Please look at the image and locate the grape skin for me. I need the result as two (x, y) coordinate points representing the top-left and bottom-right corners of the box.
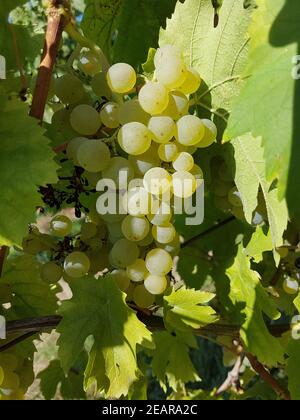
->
(107, 63), (137, 94)
(64, 252), (91, 278)
(133, 284), (155, 308)
(138, 82), (169, 115)
(77, 140), (111, 173)
(50, 215), (72, 237)
(55, 74), (85, 104)
(118, 122), (152, 156)
(121, 215), (150, 242)
(100, 102), (120, 129)
(177, 115), (205, 146)
(145, 248), (173, 276)
(144, 274), (168, 295)
(70, 104), (102, 136)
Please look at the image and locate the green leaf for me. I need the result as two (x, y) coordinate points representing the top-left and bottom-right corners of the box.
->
(1, 255), (57, 318)
(226, 245), (284, 366)
(225, 0), (300, 224)
(228, 134), (288, 249)
(0, 0), (26, 19)
(151, 331), (199, 392)
(287, 339), (300, 400)
(0, 98), (58, 247)
(164, 287), (219, 332)
(57, 276), (152, 399)
(160, 0), (252, 129)
(245, 227), (273, 263)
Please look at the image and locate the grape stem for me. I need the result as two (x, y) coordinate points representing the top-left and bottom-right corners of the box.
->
(0, 246), (8, 277)
(215, 355), (244, 395)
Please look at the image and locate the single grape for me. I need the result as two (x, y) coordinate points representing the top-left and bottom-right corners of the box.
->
(64, 252), (91, 278)
(156, 55), (187, 90)
(154, 44), (182, 68)
(50, 215), (72, 237)
(145, 248), (173, 276)
(91, 72), (112, 99)
(162, 91), (189, 121)
(158, 142), (178, 163)
(101, 156), (135, 190)
(172, 171), (197, 198)
(276, 247), (289, 259)
(228, 187), (243, 207)
(283, 277), (299, 295)
(127, 259), (148, 283)
(190, 164), (204, 180)
(152, 223), (176, 245)
(197, 119), (217, 148)
(100, 102), (120, 129)
(138, 81), (169, 115)
(70, 104), (102, 136)
(110, 239), (140, 269)
(118, 122), (152, 156)
(177, 115), (205, 146)
(148, 199), (172, 226)
(51, 108), (75, 137)
(77, 140), (111, 173)
(78, 50), (102, 76)
(40, 262), (63, 284)
(107, 63), (136, 93)
(144, 274), (168, 295)
(144, 167), (172, 196)
(81, 222), (98, 242)
(122, 215), (150, 242)
(172, 152), (194, 172)
(110, 270), (131, 292)
(128, 143), (160, 176)
(133, 284), (155, 308)
(123, 187), (151, 217)
(55, 74), (85, 104)
(118, 99), (150, 125)
(178, 67), (201, 94)
(148, 116), (176, 144)
(66, 137), (86, 165)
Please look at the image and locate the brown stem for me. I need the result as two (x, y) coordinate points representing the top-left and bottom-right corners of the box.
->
(247, 354), (291, 401)
(0, 332), (38, 353)
(0, 246), (8, 276)
(30, 0), (69, 121)
(216, 355), (244, 395)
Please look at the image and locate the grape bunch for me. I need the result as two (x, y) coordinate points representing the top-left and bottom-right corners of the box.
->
(0, 351), (34, 400)
(30, 45), (220, 308)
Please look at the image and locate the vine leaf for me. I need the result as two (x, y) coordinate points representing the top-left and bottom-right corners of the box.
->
(245, 227), (273, 263)
(226, 246), (284, 367)
(0, 98), (58, 247)
(164, 287), (219, 332)
(228, 134), (288, 250)
(225, 0), (300, 225)
(57, 276), (153, 399)
(287, 339), (300, 401)
(160, 0), (252, 129)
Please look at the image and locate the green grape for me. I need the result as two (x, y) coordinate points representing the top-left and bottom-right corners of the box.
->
(152, 223), (176, 245)
(156, 55), (187, 90)
(190, 164), (204, 180)
(50, 215), (72, 237)
(162, 91), (189, 121)
(118, 99), (150, 125)
(158, 142), (178, 163)
(70, 104), (102, 136)
(148, 199), (172, 226)
(133, 284), (155, 308)
(84, 171), (102, 187)
(91, 72), (112, 99)
(128, 143), (160, 176)
(178, 67), (201, 95)
(122, 215), (150, 242)
(276, 247), (289, 259)
(77, 140), (111, 173)
(145, 248), (173, 276)
(136, 231), (154, 247)
(110, 239), (139, 269)
(138, 82), (169, 115)
(107, 222), (124, 242)
(102, 157), (135, 190)
(51, 108), (75, 136)
(172, 171), (197, 198)
(110, 270), (131, 292)
(127, 259), (148, 283)
(172, 152), (194, 172)
(148, 116), (176, 144)
(66, 137), (86, 165)
(156, 233), (181, 257)
(154, 44), (182, 68)
(228, 187), (243, 207)
(107, 63), (137, 93)
(283, 277), (299, 295)
(177, 115), (205, 146)
(78, 49), (102, 76)
(55, 74), (85, 104)
(1, 371), (20, 391)
(100, 102), (120, 129)
(144, 167), (172, 196)
(0, 353), (19, 372)
(197, 119), (217, 148)
(144, 274), (168, 295)
(231, 206), (245, 221)
(0, 284), (12, 304)
(81, 222), (98, 242)
(123, 187), (151, 217)
(40, 262), (63, 284)
(118, 122), (152, 156)
(64, 252), (91, 278)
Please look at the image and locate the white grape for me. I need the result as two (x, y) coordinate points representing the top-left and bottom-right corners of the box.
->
(127, 259), (148, 283)
(138, 82), (169, 115)
(128, 143), (160, 176)
(144, 167), (172, 196)
(123, 187), (151, 216)
(156, 233), (181, 256)
(283, 277), (299, 295)
(172, 152), (194, 172)
(101, 157), (135, 190)
(122, 215), (150, 242)
(162, 91), (189, 121)
(148, 199), (172, 226)
(172, 171), (197, 198)
(107, 63), (136, 93)
(66, 137), (86, 165)
(148, 116), (176, 144)
(178, 67), (201, 94)
(144, 274), (168, 295)
(77, 140), (111, 173)
(145, 248), (173, 276)
(158, 142), (178, 162)
(50, 215), (72, 237)
(55, 74), (85, 104)
(197, 119), (217, 148)
(118, 99), (150, 125)
(154, 44), (182, 68)
(118, 122), (152, 156)
(133, 284), (155, 308)
(64, 252), (91, 278)
(70, 104), (102, 135)
(91, 72), (112, 99)
(100, 102), (120, 129)
(110, 239), (139, 268)
(152, 223), (176, 244)
(40, 262), (63, 284)
(110, 269), (131, 291)
(136, 231), (154, 247)
(177, 115), (205, 146)
(78, 50), (102, 76)
(156, 55), (187, 90)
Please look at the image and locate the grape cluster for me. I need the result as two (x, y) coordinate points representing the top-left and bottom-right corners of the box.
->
(32, 45), (219, 308)
(0, 351), (34, 400)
